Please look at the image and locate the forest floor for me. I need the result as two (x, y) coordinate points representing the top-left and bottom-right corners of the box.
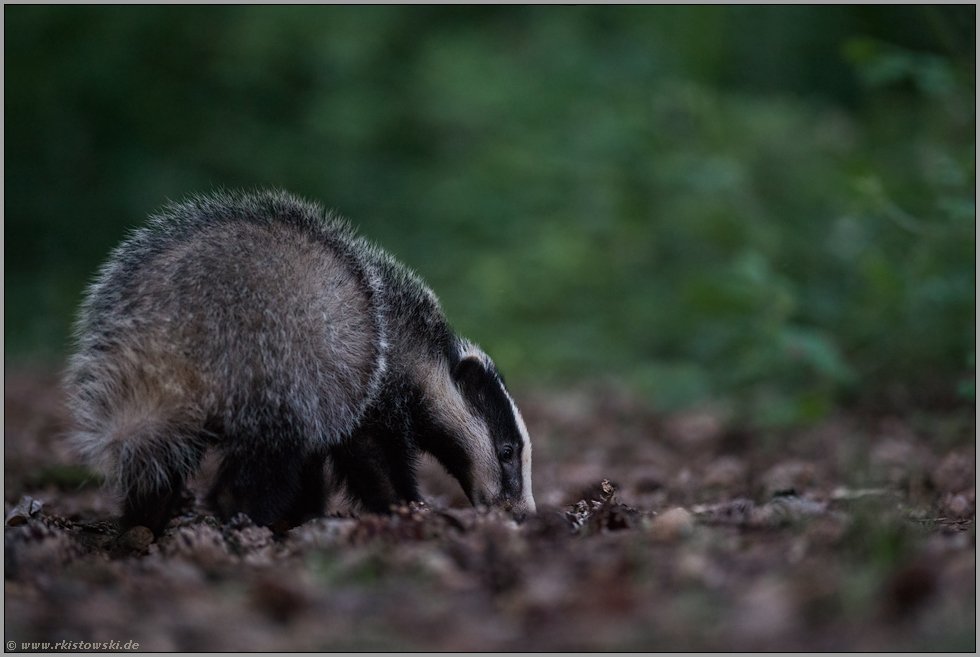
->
(4, 369), (976, 651)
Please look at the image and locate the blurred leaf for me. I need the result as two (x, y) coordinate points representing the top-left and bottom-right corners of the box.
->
(844, 37), (961, 97)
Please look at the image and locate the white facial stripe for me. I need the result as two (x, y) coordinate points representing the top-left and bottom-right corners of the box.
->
(503, 388), (535, 514)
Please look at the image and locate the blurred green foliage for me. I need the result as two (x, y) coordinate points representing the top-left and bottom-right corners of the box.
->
(4, 6), (975, 423)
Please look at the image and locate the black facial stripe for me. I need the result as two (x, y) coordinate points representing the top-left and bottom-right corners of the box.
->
(452, 355), (524, 499)
(405, 380), (478, 504)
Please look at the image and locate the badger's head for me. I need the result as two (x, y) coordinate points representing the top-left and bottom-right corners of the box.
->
(419, 341), (535, 519)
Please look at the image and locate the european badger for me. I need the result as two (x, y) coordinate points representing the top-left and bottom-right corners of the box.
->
(64, 189), (535, 536)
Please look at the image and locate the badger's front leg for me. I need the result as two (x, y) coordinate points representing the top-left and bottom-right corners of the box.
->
(328, 430), (422, 514)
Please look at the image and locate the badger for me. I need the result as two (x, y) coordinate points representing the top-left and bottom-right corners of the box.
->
(63, 189), (535, 536)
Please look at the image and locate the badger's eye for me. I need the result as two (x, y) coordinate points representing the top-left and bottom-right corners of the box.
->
(499, 445), (514, 461)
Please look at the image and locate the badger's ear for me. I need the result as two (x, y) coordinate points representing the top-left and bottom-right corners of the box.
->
(452, 354), (487, 395)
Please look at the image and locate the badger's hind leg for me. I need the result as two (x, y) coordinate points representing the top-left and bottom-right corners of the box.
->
(116, 434), (208, 537)
(205, 414), (327, 532)
(122, 467), (189, 537)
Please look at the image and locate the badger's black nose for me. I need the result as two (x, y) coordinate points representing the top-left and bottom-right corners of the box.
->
(508, 505), (531, 523)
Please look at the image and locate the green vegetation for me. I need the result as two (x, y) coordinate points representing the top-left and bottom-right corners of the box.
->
(5, 6), (975, 423)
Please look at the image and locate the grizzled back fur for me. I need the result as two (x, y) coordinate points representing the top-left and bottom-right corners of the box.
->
(64, 189), (534, 536)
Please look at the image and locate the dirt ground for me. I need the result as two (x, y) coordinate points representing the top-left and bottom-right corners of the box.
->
(4, 369), (976, 651)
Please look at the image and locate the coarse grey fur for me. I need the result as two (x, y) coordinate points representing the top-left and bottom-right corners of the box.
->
(63, 189), (535, 536)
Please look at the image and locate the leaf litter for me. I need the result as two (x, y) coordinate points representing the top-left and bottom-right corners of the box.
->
(4, 372), (975, 651)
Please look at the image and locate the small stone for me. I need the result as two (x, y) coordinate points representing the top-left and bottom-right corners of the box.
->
(761, 460), (816, 497)
(110, 525), (154, 557)
(161, 524), (230, 566)
(250, 575), (310, 624)
(703, 456), (748, 489)
(692, 498), (755, 526)
(4, 495), (43, 526)
(665, 411), (723, 448)
(647, 507), (694, 542)
(932, 451), (975, 494)
(733, 580), (799, 638)
(752, 495), (827, 528)
(938, 489), (975, 520)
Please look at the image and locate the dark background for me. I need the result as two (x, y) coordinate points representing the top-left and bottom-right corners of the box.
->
(5, 5), (975, 424)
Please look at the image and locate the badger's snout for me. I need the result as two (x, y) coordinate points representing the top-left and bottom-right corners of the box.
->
(493, 491), (536, 523)
(509, 501), (534, 523)
(513, 497), (536, 522)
